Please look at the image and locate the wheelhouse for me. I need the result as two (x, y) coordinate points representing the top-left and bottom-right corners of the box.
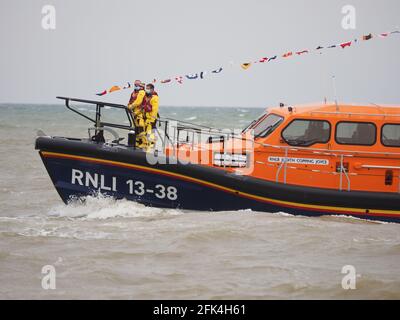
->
(239, 103), (400, 194)
(250, 103), (400, 151)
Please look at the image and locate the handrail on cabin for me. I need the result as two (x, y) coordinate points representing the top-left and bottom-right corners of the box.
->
(310, 110), (400, 118)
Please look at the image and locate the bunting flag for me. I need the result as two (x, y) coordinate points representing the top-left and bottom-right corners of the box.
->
(212, 67), (223, 73)
(340, 41), (352, 49)
(96, 90), (107, 96)
(363, 33), (373, 41)
(109, 86), (121, 93)
(282, 51), (293, 58)
(175, 76), (184, 84)
(186, 74), (199, 80)
(122, 82), (131, 89)
(96, 28), (399, 96)
(185, 71), (207, 79)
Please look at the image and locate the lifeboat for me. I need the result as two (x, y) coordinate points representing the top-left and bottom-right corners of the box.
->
(35, 97), (400, 223)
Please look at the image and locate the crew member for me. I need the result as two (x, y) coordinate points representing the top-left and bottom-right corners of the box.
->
(140, 83), (159, 150)
(127, 80), (146, 147)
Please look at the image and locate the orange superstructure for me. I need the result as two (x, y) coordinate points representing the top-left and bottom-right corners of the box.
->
(169, 102), (400, 194)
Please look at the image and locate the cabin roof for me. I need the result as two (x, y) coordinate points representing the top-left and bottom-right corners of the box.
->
(269, 102), (400, 119)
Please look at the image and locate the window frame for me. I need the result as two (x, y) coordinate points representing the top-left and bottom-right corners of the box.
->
(242, 112), (267, 133)
(252, 113), (284, 138)
(281, 118), (332, 147)
(381, 123), (400, 148)
(334, 121), (377, 146)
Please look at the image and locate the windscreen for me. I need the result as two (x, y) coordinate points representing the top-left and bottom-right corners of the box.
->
(252, 114), (284, 137)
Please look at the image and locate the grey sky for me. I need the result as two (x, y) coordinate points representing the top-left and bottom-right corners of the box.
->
(1, 0), (399, 107)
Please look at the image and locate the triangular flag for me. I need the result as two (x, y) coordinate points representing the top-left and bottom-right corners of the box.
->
(259, 57), (269, 63)
(109, 86), (121, 93)
(241, 63), (252, 70)
(161, 79), (172, 84)
(316, 46), (324, 50)
(379, 33), (389, 38)
(268, 56), (277, 61)
(328, 45), (337, 48)
(96, 90), (107, 96)
(296, 50), (309, 55)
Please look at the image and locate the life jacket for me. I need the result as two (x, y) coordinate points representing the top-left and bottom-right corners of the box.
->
(142, 91), (158, 113)
(128, 89), (143, 105)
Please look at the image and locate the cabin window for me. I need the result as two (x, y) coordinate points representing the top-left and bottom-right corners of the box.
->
(382, 124), (400, 147)
(252, 114), (284, 138)
(335, 122), (376, 146)
(282, 120), (330, 146)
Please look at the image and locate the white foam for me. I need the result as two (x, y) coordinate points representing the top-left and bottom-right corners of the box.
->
(48, 194), (183, 220)
(17, 227), (113, 240)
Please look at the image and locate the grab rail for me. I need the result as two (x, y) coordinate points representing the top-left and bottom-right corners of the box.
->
(275, 147), (289, 184)
(57, 96), (133, 130)
(339, 154), (351, 191)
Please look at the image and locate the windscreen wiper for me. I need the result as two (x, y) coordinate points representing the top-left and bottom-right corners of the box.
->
(285, 138), (321, 146)
(256, 121), (282, 138)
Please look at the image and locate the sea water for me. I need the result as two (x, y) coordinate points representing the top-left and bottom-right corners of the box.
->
(0, 104), (399, 299)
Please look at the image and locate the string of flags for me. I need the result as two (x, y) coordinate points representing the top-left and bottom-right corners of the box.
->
(96, 29), (400, 96)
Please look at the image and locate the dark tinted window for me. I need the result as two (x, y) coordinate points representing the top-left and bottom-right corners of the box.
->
(282, 120), (330, 146)
(252, 114), (283, 137)
(336, 122), (376, 146)
(382, 124), (400, 147)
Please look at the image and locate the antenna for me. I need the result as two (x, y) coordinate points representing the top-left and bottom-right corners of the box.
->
(332, 75), (339, 112)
